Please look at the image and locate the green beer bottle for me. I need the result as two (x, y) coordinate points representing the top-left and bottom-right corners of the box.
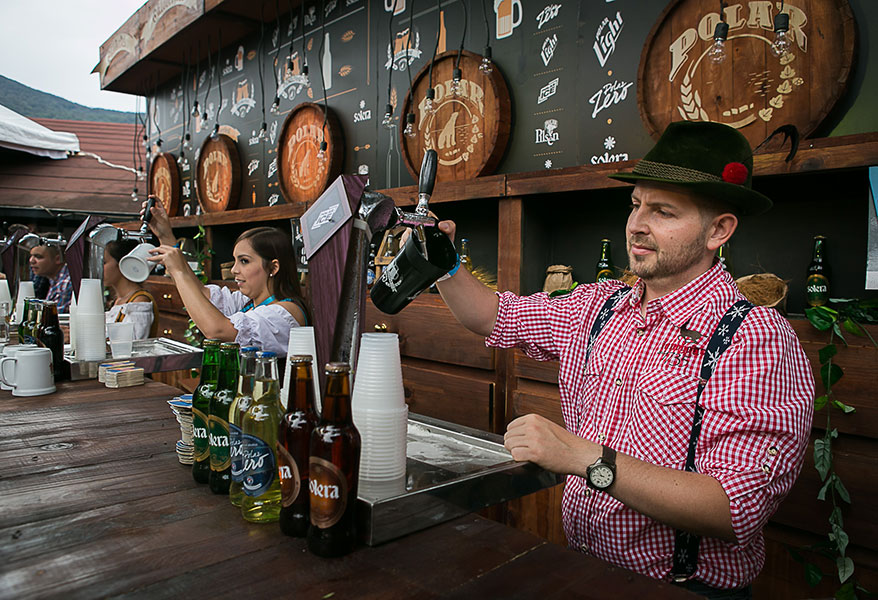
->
(595, 239), (614, 282)
(230, 346), (259, 506)
(17, 298), (32, 342)
(209, 342), (240, 494)
(459, 238), (474, 273)
(240, 351), (283, 522)
(192, 339), (222, 484)
(806, 235), (830, 307)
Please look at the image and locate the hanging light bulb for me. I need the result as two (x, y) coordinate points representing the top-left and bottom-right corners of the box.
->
(130, 187), (139, 201)
(451, 68), (462, 96)
(770, 12), (792, 58)
(270, 96), (281, 114)
(259, 122), (267, 139)
(479, 46), (493, 74)
(403, 112), (416, 138)
(178, 150), (186, 164)
(191, 100), (200, 117)
(425, 88), (436, 114)
(183, 133), (193, 151)
(212, 123), (220, 138)
(317, 140), (327, 162)
(156, 138), (163, 148)
(302, 63), (311, 88)
(381, 103), (394, 129)
(707, 21), (729, 64)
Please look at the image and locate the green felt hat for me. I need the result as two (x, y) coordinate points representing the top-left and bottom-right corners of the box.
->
(609, 121), (772, 216)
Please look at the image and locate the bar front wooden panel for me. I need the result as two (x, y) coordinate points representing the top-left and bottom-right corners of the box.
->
(402, 361), (494, 432)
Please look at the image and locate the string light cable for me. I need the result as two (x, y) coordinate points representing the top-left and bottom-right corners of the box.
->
(212, 30), (223, 137)
(479, 0), (492, 73)
(382, 0), (398, 129)
(425, 0), (442, 114)
(317, 0), (328, 161)
(270, 0), (282, 113)
(403, 0), (417, 138)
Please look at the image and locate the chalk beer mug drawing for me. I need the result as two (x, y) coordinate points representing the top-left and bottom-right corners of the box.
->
(494, 0), (522, 40)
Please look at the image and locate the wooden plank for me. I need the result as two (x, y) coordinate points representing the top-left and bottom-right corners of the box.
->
(0, 380), (179, 415)
(514, 352), (559, 385)
(402, 359), (494, 431)
(375, 174), (506, 206)
(366, 295), (494, 370)
(511, 379), (563, 426)
(496, 196), (524, 433)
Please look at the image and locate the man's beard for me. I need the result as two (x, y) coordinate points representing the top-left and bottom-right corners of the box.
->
(627, 232), (706, 281)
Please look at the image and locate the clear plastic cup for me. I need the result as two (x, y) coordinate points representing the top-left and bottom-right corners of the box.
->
(76, 279), (105, 315)
(352, 333), (405, 411)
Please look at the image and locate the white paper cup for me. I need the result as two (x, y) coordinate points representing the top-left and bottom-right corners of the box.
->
(352, 333), (405, 411)
(77, 279), (105, 315)
(119, 243), (158, 283)
(75, 313), (108, 361)
(354, 404), (407, 480)
(14, 281), (35, 324)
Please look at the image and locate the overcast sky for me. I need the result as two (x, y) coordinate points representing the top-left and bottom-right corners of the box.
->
(0, 0), (147, 112)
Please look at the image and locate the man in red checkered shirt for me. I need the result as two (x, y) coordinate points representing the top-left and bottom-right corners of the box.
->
(434, 122), (813, 598)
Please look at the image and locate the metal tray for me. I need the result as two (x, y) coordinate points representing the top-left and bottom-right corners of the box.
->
(357, 414), (563, 546)
(64, 337), (203, 380)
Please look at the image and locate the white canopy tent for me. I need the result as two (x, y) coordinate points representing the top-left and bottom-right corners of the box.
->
(0, 103), (80, 159)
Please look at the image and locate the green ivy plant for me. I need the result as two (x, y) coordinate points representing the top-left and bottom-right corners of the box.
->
(796, 298), (878, 600)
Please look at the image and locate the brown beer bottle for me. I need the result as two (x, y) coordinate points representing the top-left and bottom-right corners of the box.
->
(307, 362), (361, 557)
(36, 300), (65, 381)
(278, 355), (318, 537)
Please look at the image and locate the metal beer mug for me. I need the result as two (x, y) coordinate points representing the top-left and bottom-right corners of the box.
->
(370, 227), (457, 315)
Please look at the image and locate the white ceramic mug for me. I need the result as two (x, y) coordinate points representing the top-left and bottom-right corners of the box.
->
(0, 347), (55, 397)
(1, 344), (37, 391)
(119, 243), (158, 283)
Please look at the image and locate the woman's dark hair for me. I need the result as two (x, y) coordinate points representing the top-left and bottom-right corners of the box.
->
(235, 227), (309, 321)
(105, 239), (141, 263)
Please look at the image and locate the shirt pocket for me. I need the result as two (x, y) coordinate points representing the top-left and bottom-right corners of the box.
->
(625, 369), (701, 468)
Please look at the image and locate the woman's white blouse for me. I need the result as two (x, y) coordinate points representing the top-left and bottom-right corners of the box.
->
(105, 302), (154, 340)
(207, 285), (300, 356)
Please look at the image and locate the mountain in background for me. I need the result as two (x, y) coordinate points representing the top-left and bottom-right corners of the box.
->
(0, 74), (140, 124)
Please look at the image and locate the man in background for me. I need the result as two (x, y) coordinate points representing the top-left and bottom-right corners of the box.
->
(29, 242), (72, 312)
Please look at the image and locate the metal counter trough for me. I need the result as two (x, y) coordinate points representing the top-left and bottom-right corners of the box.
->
(64, 337), (203, 380)
(357, 414), (563, 546)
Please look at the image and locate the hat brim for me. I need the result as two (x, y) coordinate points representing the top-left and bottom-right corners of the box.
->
(608, 171), (772, 216)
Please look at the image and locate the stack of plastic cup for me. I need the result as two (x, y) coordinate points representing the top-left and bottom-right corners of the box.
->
(282, 326), (322, 412)
(74, 279), (108, 361)
(13, 281), (35, 325)
(352, 333), (408, 483)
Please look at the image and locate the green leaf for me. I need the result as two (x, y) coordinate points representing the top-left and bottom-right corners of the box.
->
(804, 562), (824, 587)
(807, 307), (835, 331)
(833, 322), (848, 346)
(832, 399), (857, 415)
(843, 318), (866, 337)
(814, 395), (829, 411)
(832, 524), (850, 556)
(834, 581), (857, 600)
(830, 506), (844, 530)
(834, 476), (852, 504)
(818, 344), (838, 365)
(813, 438), (832, 481)
(821, 362), (844, 390)
(817, 475), (833, 501)
(837, 556), (854, 583)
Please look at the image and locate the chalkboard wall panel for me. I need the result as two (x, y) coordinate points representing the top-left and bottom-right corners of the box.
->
(145, 0), (877, 207)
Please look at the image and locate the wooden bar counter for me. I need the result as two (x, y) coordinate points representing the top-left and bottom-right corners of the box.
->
(0, 379), (695, 599)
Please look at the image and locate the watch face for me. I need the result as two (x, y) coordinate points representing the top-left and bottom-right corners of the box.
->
(590, 464), (614, 489)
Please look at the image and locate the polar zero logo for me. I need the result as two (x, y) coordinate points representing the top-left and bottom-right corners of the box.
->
(588, 80), (634, 119)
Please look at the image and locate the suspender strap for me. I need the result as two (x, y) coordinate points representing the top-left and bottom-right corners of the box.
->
(670, 299), (754, 581)
(583, 286), (630, 367)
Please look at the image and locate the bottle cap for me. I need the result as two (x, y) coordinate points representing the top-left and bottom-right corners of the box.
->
(240, 346), (260, 353)
(257, 351), (277, 358)
(289, 354), (313, 365)
(325, 362), (350, 374)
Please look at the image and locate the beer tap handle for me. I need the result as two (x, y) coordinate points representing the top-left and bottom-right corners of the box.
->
(416, 149), (437, 216)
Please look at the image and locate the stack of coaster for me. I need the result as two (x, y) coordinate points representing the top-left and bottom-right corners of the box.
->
(98, 360), (135, 383)
(104, 366), (145, 388)
(168, 394), (194, 464)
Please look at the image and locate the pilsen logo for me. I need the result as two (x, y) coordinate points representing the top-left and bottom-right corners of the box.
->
(669, 2), (808, 129)
(200, 147), (231, 205)
(535, 119), (559, 146)
(385, 27), (422, 71)
(231, 80), (256, 118)
(286, 123), (328, 192)
(142, 0), (199, 43)
(277, 52), (309, 101)
(594, 11), (624, 67)
(417, 78), (486, 166)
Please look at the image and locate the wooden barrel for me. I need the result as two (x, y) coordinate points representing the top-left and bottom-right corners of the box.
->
(277, 102), (344, 205)
(194, 133), (242, 213)
(148, 152), (181, 217)
(637, 0), (856, 149)
(400, 50), (511, 183)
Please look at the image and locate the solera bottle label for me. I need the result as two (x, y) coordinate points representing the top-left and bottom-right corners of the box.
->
(277, 445), (302, 507)
(192, 408), (210, 461)
(240, 433), (276, 497)
(806, 274), (829, 306)
(208, 415), (231, 471)
(229, 423), (244, 483)
(309, 457), (347, 529)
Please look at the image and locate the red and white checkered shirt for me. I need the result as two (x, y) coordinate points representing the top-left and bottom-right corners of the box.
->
(486, 262), (814, 588)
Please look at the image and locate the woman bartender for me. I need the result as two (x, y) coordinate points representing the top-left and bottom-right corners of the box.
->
(142, 201), (308, 355)
(104, 238), (159, 339)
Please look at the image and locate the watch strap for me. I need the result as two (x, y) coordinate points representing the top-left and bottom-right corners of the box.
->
(602, 445), (616, 467)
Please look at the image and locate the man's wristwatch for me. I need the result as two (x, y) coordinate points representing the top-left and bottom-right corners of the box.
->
(586, 445), (617, 490)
